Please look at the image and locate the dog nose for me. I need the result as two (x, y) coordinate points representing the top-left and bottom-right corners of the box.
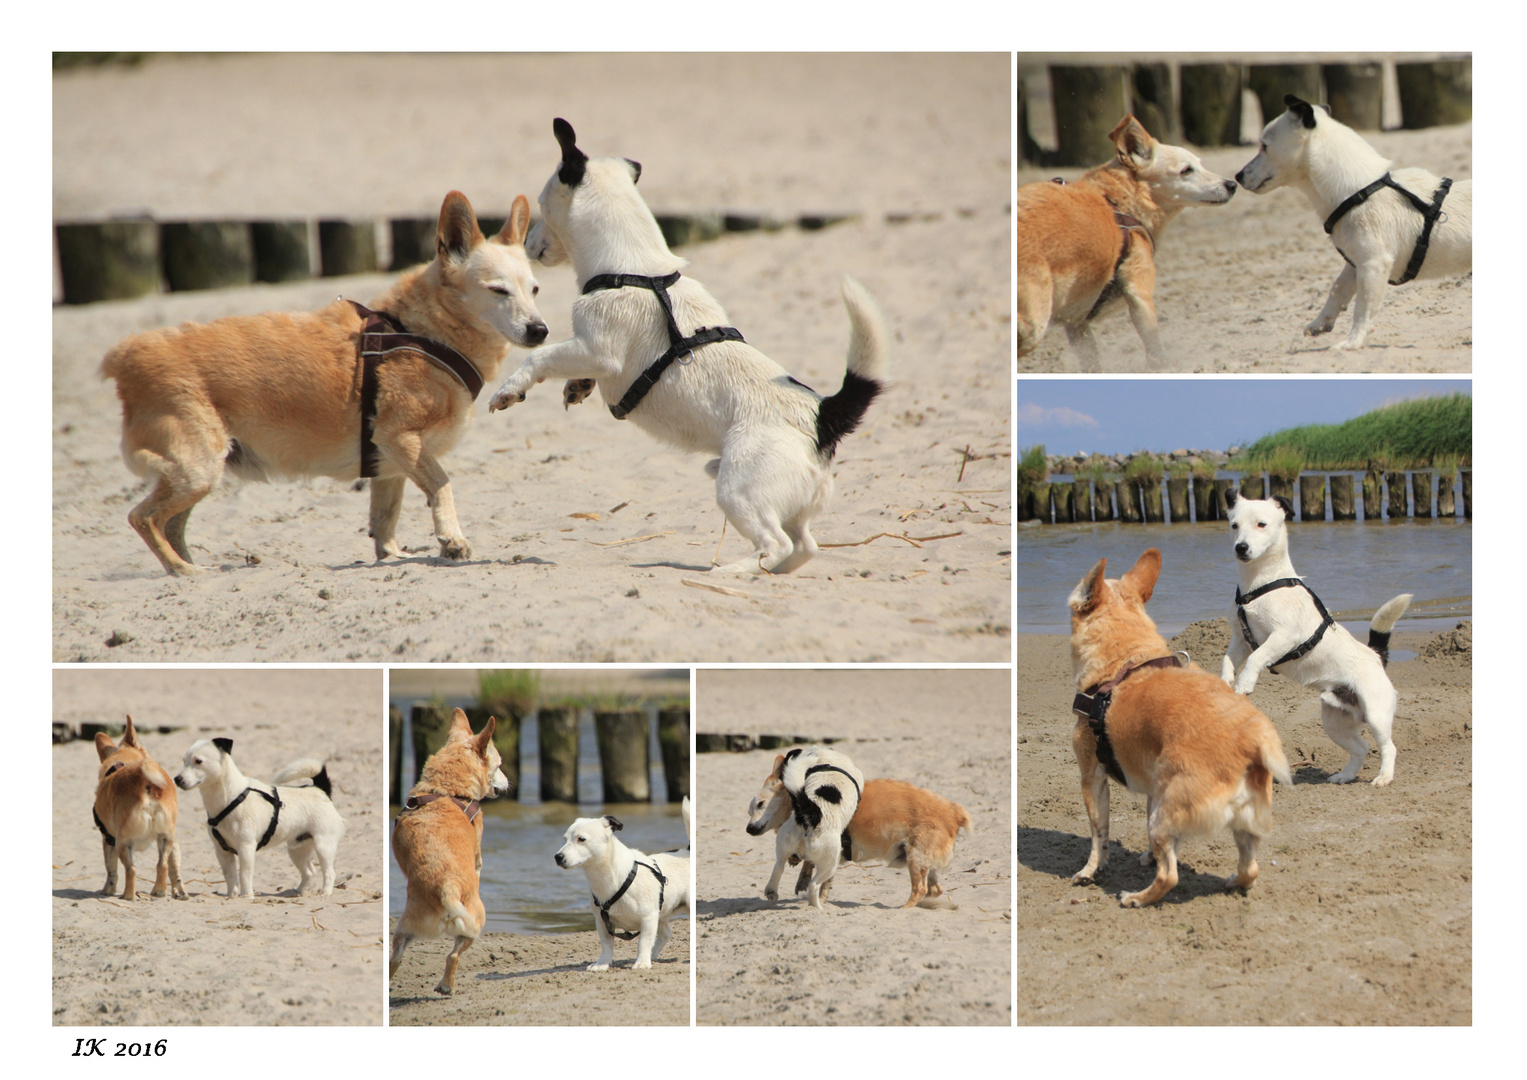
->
(526, 321), (548, 345)
(554, 853), (564, 867)
(1234, 169), (1246, 186)
(1235, 541), (1249, 556)
(1225, 178), (1237, 192)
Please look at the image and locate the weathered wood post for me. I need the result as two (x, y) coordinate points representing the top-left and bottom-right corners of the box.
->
(1247, 63), (1321, 127)
(1016, 73), (1026, 166)
(389, 218), (437, 270)
(537, 705), (580, 802)
(1240, 473), (1265, 499)
(1059, 484), (1076, 523)
(1049, 65), (1130, 167)
(1396, 60), (1471, 128)
(1385, 471), (1408, 518)
(1363, 469), (1382, 520)
(1131, 62), (1178, 143)
(318, 219), (378, 276)
(595, 708), (650, 802)
(658, 705), (690, 802)
(1411, 470), (1434, 518)
(1437, 470), (1456, 518)
(1323, 63), (1383, 129)
(1212, 478), (1234, 519)
(56, 218), (160, 303)
(1141, 481), (1164, 524)
(409, 704), (452, 785)
(1193, 476), (1214, 522)
(1269, 474), (1294, 503)
(1330, 473), (1356, 520)
(251, 221), (313, 282)
(1167, 477), (1190, 523)
(1072, 479), (1093, 523)
(161, 221), (254, 291)
(389, 704), (403, 804)
(1179, 63), (1241, 147)
(1094, 482), (1115, 522)
(1116, 480), (1142, 523)
(1461, 470), (1471, 518)
(1299, 474), (1326, 522)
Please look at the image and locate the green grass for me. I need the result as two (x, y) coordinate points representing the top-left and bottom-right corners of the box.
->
(1123, 453), (1164, 484)
(477, 670), (540, 714)
(1237, 393), (1471, 471)
(1016, 444), (1048, 488)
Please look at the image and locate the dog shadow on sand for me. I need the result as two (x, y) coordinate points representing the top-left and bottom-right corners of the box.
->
(697, 896), (908, 920)
(1016, 825), (1251, 905)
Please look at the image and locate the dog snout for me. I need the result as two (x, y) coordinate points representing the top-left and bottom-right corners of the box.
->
(1224, 178), (1237, 194)
(1234, 169), (1247, 186)
(526, 321), (549, 346)
(554, 852), (566, 867)
(1234, 541), (1250, 559)
(745, 821), (765, 836)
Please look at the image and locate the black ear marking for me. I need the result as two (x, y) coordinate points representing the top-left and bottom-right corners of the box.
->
(1283, 94), (1318, 129)
(603, 815), (624, 832)
(624, 158), (642, 184)
(1225, 488), (1240, 508)
(1273, 495), (1296, 521)
(553, 117), (588, 187)
(212, 737), (234, 755)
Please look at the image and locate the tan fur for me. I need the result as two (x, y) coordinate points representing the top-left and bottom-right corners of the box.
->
(751, 771), (973, 909)
(390, 709), (505, 996)
(1068, 548), (1292, 907)
(93, 716), (185, 900)
(101, 192), (541, 576)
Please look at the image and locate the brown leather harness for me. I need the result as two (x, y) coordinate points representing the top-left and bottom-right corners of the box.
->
(1071, 653), (1189, 784)
(399, 792), (482, 823)
(1047, 179), (1155, 321)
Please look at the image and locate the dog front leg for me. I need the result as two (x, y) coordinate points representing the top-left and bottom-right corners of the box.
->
(1071, 722), (1111, 884)
(368, 475), (407, 560)
(100, 836), (117, 895)
(1221, 629), (1250, 686)
(1306, 263), (1356, 338)
(378, 433), (472, 561)
(208, 828), (239, 897)
(633, 911), (661, 970)
(807, 850), (840, 910)
(1233, 638), (1296, 695)
(487, 339), (616, 411)
(1337, 260), (1390, 349)
(234, 841), (258, 898)
(764, 833), (792, 901)
(588, 907), (615, 972)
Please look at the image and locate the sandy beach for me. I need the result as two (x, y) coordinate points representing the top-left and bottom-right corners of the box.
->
(51, 668), (385, 1026)
(694, 669), (1011, 1026)
(1014, 620), (1471, 1024)
(52, 53), (1011, 664)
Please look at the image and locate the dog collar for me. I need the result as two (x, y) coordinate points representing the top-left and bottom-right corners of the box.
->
(579, 272), (745, 420)
(347, 300), (485, 479)
(207, 786), (281, 853)
(592, 859), (667, 940)
(1072, 654), (1189, 785)
(1322, 173), (1453, 285)
(1235, 578), (1335, 672)
(400, 792), (481, 823)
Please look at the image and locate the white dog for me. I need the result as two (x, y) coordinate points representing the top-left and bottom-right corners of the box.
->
(1220, 492), (1412, 786)
(174, 738), (345, 896)
(1236, 94), (1472, 350)
(751, 745), (864, 910)
(554, 797), (691, 971)
(487, 119), (889, 574)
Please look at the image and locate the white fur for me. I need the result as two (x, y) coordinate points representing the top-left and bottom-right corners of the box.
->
(1219, 493), (1412, 786)
(1236, 97), (1472, 349)
(554, 797), (691, 971)
(175, 739), (345, 896)
(487, 122), (888, 574)
(759, 746), (864, 910)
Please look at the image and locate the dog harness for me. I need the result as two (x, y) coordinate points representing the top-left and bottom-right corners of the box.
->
(1322, 173), (1454, 285)
(207, 786), (281, 854)
(1071, 654), (1190, 784)
(398, 792), (481, 823)
(1235, 578), (1335, 673)
(1086, 207), (1154, 322)
(347, 300), (485, 477)
(93, 807), (116, 847)
(579, 271), (745, 420)
(593, 859), (667, 940)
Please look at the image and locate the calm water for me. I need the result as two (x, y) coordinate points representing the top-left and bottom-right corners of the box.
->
(388, 703), (690, 935)
(1015, 517), (1471, 636)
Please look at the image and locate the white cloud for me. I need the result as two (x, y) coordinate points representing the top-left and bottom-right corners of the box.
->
(1015, 403), (1099, 429)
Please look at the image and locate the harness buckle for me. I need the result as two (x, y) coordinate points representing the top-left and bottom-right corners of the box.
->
(678, 349), (695, 366)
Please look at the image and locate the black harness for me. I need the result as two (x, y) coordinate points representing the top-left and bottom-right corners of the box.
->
(1235, 577), (1335, 672)
(206, 786), (282, 854)
(1086, 208), (1154, 322)
(347, 300), (485, 477)
(93, 807), (116, 847)
(1071, 654), (1189, 784)
(399, 792), (481, 823)
(593, 859), (668, 940)
(1322, 172), (1454, 285)
(580, 272), (745, 420)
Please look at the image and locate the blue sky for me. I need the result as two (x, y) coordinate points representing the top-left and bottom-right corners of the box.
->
(1014, 378), (1472, 457)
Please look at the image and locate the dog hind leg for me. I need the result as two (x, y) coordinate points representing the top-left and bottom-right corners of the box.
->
(1226, 830), (1260, 892)
(437, 934), (472, 995)
(1063, 323), (1102, 374)
(901, 852), (930, 908)
(1119, 829), (1179, 907)
(128, 471), (215, 576)
(151, 835), (171, 897)
(388, 929), (414, 979)
(167, 836), (186, 899)
(1358, 682), (1399, 787)
(120, 842), (138, 900)
(1320, 695), (1370, 783)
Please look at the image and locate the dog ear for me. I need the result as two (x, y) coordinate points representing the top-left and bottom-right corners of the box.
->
(95, 731), (117, 761)
(1273, 495), (1295, 521)
(1225, 488), (1240, 509)
(553, 118), (588, 188)
(474, 715), (498, 756)
(1120, 548), (1162, 604)
(121, 714), (141, 749)
(1283, 95), (1318, 129)
(1109, 115), (1154, 167)
(771, 754), (786, 780)
(1070, 558), (1107, 616)
(624, 158), (642, 185)
(436, 190), (484, 262)
(603, 815), (624, 832)
(494, 194), (532, 248)
(447, 707), (473, 739)
(213, 737), (234, 756)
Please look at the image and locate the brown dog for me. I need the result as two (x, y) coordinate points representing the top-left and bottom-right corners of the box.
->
(93, 715), (186, 900)
(389, 709), (511, 995)
(101, 191), (547, 576)
(1015, 116), (1236, 369)
(746, 771), (972, 908)
(1068, 548), (1292, 907)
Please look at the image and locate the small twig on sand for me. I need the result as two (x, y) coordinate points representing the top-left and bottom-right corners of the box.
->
(711, 518), (729, 567)
(957, 443), (972, 483)
(589, 531), (675, 547)
(310, 915), (327, 931)
(608, 501), (629, 514)
(821, 530), (963, 550)
(682, 579), (750, 599)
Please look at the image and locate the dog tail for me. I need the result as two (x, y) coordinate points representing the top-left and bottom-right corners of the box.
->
(1367, 593), (1413, 666)
(954, 804), (974, 838)
(1260, 735), (1294, 788)
(681, 795), (692, 845)
(813, 276), (888, 458)
(273, 758), (333, 798)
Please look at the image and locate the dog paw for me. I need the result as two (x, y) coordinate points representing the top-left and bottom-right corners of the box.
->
(172, 887), (188, 900)
(1138, 851), (1155, 867)
(1304, 319), (1333, 337)
(438, 537), (472, 561)
(562, 378), (595, 408)
(633, 960), (653, 970)
(1370, 774), (1393, 788)
(586, 962), (610, 972)
(1118, 892), (1142, 907)
(1071, 872), (1094, 886)
(433, 983), (453, 996)
(488, 387), (528, 412)
(764, 888), (779, 901)
(1327, 772), (1358, 785)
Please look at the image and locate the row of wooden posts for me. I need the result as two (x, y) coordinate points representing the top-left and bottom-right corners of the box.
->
(1019, 57), (1471, 167)
(1022, 470), (1472, 524)
(389, 704), (690, 805)
(53, 210), (854, 306)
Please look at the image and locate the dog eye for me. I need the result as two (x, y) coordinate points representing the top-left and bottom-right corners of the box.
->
(488, 285), (510, 296)
(1180, 166), (1193, 176)
(532, 285), (539, 296)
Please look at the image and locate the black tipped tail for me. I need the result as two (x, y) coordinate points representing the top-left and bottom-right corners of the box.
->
(815, 370), (884, 457)
(313, 765), (333, 799)
(1367, 629), (1393, 667)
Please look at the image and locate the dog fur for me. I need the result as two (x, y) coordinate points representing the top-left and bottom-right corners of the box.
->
(1069, 548), (1292, 907)
(554, 797), (692, 971)
(744, 746), (864, 910)
(1220, 491), (1413, 786)
(101, 191), (547, 576)
(487, 119), (889, 574)
(1016, 116), (1236, 370)
(746, 773), (971, 909)
(389, 709), (511, 995)
(174, 738), (345, 899)
(1236, 94), (1472, 349)
(93, 715), (186, 900)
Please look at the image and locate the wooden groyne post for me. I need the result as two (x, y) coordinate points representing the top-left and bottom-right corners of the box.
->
(595, 708), (650, 803)
(537, 706), (579, 803)
(658, 705), (691, 801)
(1330, 474), (1356, 520)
